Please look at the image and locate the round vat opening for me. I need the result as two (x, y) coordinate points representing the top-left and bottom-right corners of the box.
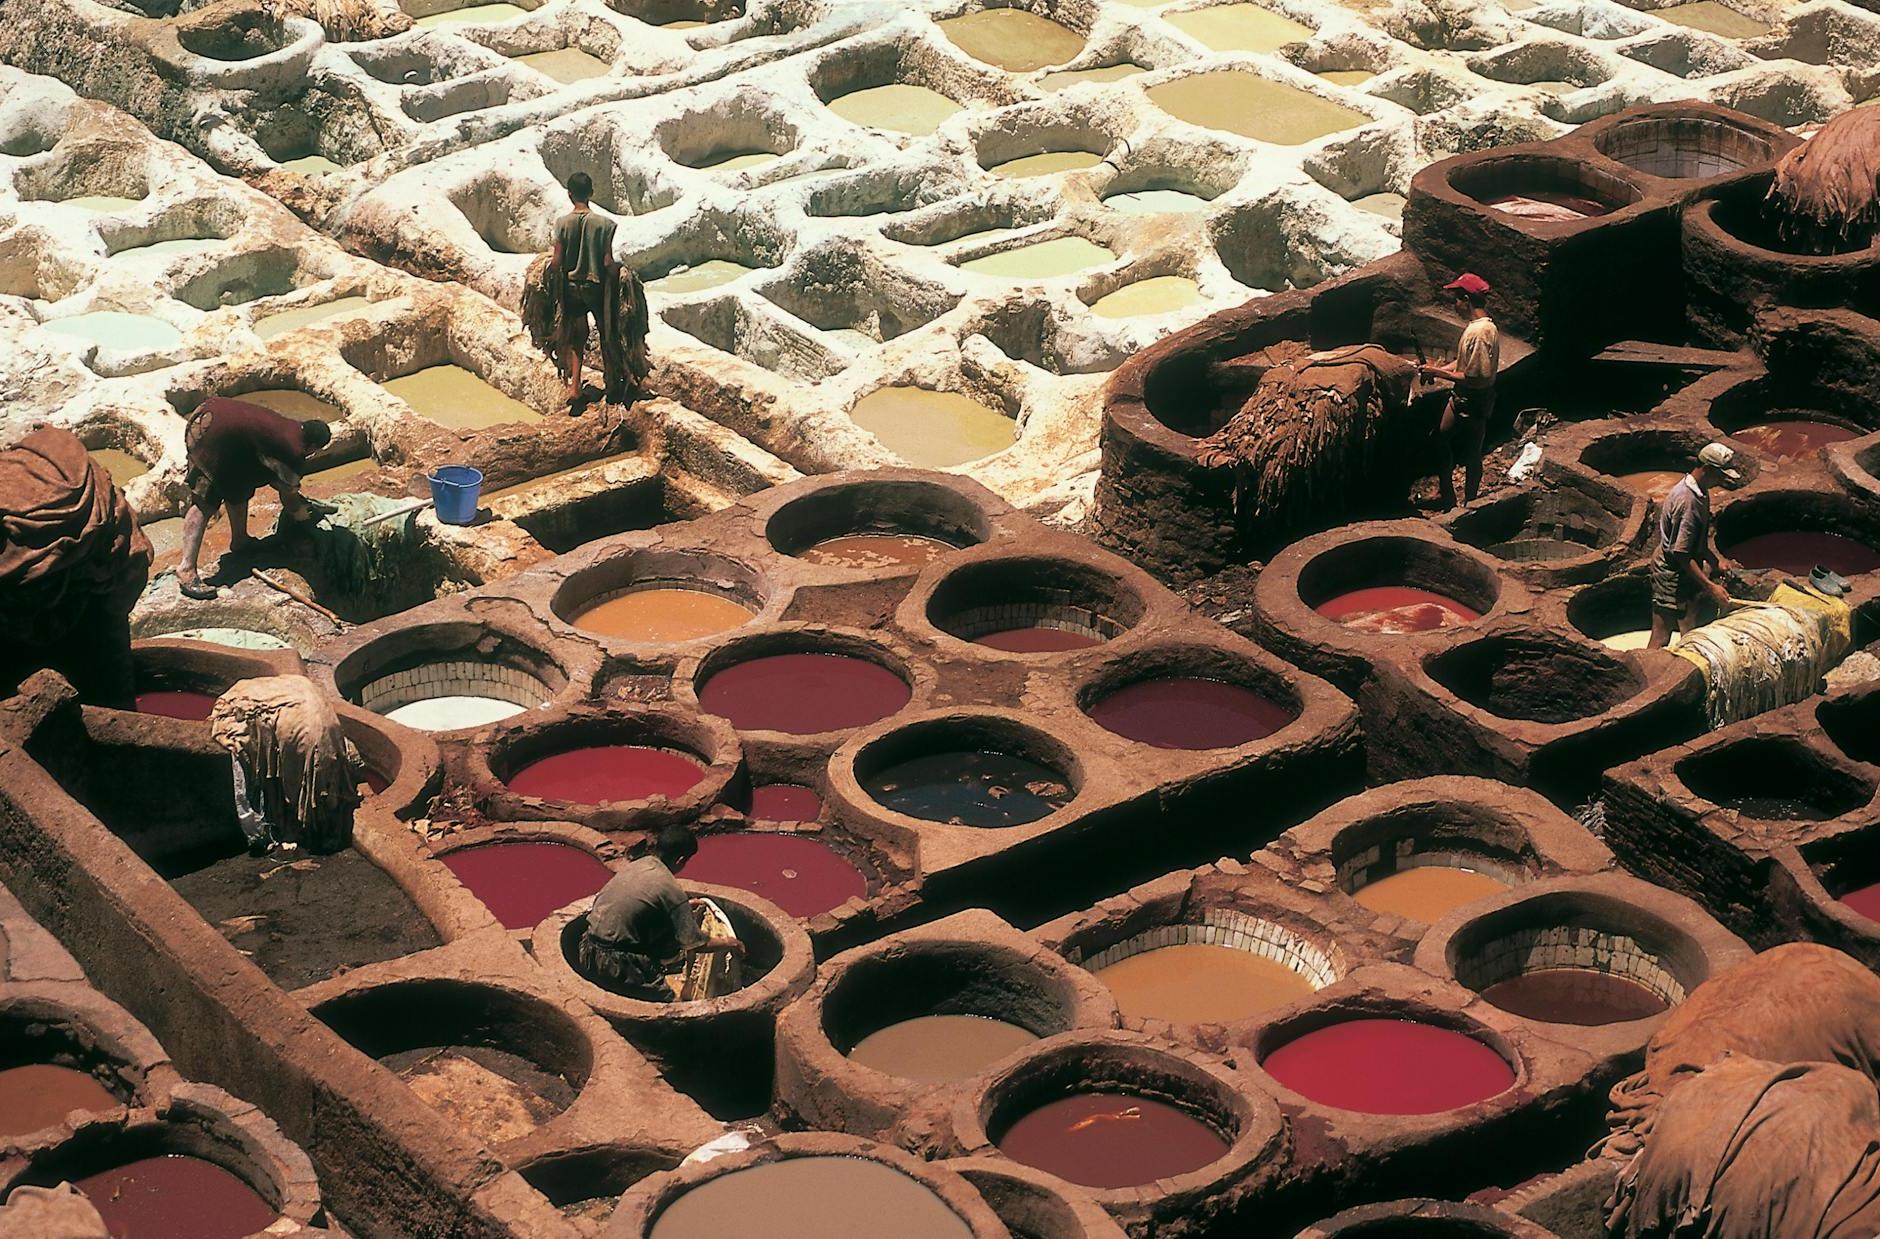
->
(520, 1146), (680, 1228)
(1301, 1200), (1543, 1236)
(1331, 803), (1533, 924)
(926, 557), (1144, 653)
(1565, 574), (1658, 650)
(938, 8), (1085, 72)
(493, 716), (712, 807)
(983, 1045), (1240, 1189)
(134, 688), (221, 721)
(1802, 818), (1880, 925)
(1078, 647), (1297, 749)
(1074, 914), (1337, 1025)
(1707, 196), (1879, 257)
(684, 830), (871, 919)
(647, 1155), (978, 1239)
(729, 783), (824, 823)
(1446, 483), (1625, 565)
(1676, 736), (1874, 821)
(440, 840), (614, 931)
(0, 1008), (133, 1141)
(1579, 429), (1711, 501)
(1817, 691), (1880, 767)
(696, 640), (912, 735)
(1707, 381), (1870, 459)
(560, 894), (786, 1002)
(1593, 114), (1775, 179)
(1448, 894), (1691, 1026)
(311, 979), (591, 1146)
(764, 478), (993, 569)
(176, 10), (292, 60)
(1297, 537), (1498, 634)
(335, 625), (563, 732)
(1425, 632), (1644, 723)
(824, 946), (1077, 1082)
(1715, 493), (1880, 577)
(552, 549), (765, 642)
(849, 386), (1017, 469)
(1260, 1010), (1515, 1114)
(854, 718), (1077, 828)
(1450, 154), (1642, 223)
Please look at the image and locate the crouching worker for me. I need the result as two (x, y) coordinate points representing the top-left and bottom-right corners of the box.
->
(578, 825), (744, 1002)
(178, 397), (336, 600)
(210, 676), (361, 857)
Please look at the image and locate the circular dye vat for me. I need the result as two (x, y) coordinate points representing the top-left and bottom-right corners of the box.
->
(441, 840), (614, 931)
(685, 833), (867, 918)
(1089, 275), (1203, 318)
(797, 533), (958, 570)
(1614, 469), (1686, 501)
(825, 84), (964, 137)
(1485, 191), (1613, 221)
(863, 752), (1071, 828)
(74, 1154), (279, 1239)
(987, 150), (1106, 179)
(748, 783), (822, 822)
(134, 690), (218, 721)
(847, 1015), (1038, 1082)
(650, 1155), (975, 1239)
(1096, 944), (1315, 1024)
(997, 1092), (1229, 1189)
(0, 1064), (118, 1138)
(1085, 677), (1292, 749)
(937, 8), (1084, 71)
(1314, 587), (1482, 634)
(1479, 968), (1669, 1025)
(156, 626), (293, 651)
(384, 696), (527, 731)
(850, 387), (1015, 469)
(45, 312), (183, 354)
(1353, 867), (1512, 923)
(1263, 1018), (1514, 1114)
(1840, 881), (1880, 923)
(571, 588), (755, 642)
(1729, 419), (1860, 458)
(506, 745), (705, 804)
(1725, 531), (1880, 576)
(698, 653), (910, 734)
(974, 627), (1103, 653)
(1101, 189), (1210, 215)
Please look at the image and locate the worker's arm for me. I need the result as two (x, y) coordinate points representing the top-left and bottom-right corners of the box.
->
(1419, 362), (1461, 382)
(260, 453), (304, 498)
(681, 898), (745, 956)
(1677, 554), (1731, 607)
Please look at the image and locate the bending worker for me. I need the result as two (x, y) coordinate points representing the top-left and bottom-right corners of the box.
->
(177, 396), (333, 599)
(209, 675), (361, 857)
(1420, 272), (1500, 509)
(1649, 442), (1742, 649)
(578, 825), (743, 1002)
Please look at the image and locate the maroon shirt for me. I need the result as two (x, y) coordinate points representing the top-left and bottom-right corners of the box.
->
(188, 398), (308, 499)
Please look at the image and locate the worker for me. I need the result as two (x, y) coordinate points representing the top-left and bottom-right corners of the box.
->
(177, 397), (333, 600)
(551, 171), (619, 407)
(577, 824), (743, 1002)
(1420, 272), (1500, 509)
(209, 676), (361, 856)
(1649, 442), (1742, 650)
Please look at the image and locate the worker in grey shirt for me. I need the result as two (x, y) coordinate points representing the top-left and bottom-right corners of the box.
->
(1648, 442), (1741, 649)
(578, 825), (742, 1002)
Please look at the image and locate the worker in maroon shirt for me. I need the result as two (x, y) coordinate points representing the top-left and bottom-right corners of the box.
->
(176, 397), (333, 599)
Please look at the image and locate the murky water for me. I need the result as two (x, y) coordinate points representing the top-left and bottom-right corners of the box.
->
(1149, 71), (1367, 144)
(1090, 275), (1203, 318)
(1041, 63), (1146, 91)
(987, 150), (1105, 178)
(849, 386), (1015, 466)
(959, 236), (1114, 279)
(45, 311), (181, 353)
(1655, 0), (1769, 36)
(381, 364), (542, 428)
(514, 48), (612, 81)
(938, 8), (1085, 71)
(826, 84), (963, 135)
(239, 388), (345, 422)
(253, 295), (373, 340)
(61, 194), (144, 212)
(278, 154), (345, 175)
(415, 2), (529, 26)
(1166, 3), (1312, 51)
(1103, 187), (1211, 214)
(649, 259), (757, 294)
(89, 447), (148, 487)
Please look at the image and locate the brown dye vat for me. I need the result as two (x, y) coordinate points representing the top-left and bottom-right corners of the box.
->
(996, 1093), (1229, 1190)
(386, 1045), (574, 1146)
(649, 1156), (975, 1239)
(1615, 469), (1685, 501)
(974, 628), (1103, 653)
(1729, 420), (1860, 458)
(1726, 532), (1880, 576)
(1479, 968), (1668, 1025)
(1354, 868), (1511, 922)
(847, 1014), (1039, 1082)
(799, 533), (958, 570)
(0, 1064), (118, 1137)
(75, 1155), (278, 1239)
(1095, 943), (1314, 1024)
(570, 588), (755, 641)
(135, 690), (218, 721)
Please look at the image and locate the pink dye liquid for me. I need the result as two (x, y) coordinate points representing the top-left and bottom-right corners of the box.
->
(747, 783), (823, 822)
(442, 840), (614, 930)
(1314, 587), (1482, 634)
(974, 628), (1104, 653)
(134, 690), (218, 721)
(1262, 1018), (1514, 1114)
(506, 745), (705, 804)
(684, 833), (868, 918)
(697, 653), (910, 734)
(74, 1154), (278, 1239)
(1840, 881), (1880, 923)
(1726, 531), (1880, 576)
(1729, 420), (1859, 458)
(996, 1092), (1229, 1189)
(1085, 677), (1294, 749)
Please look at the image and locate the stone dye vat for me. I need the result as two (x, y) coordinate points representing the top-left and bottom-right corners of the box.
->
(440, 840), (614, 930)
(0, 1064), (120, 1138)
(1261, 1017), (1515, 1114)
(925, 556), (1143, 654)
(133, 690), (219, 720)
(645, 1155), (977, 1239)
(1314, 587), (1483, 634)
(337, 629), (560, 732)
(799, 533), (959, 569)
(697, 652), (911, 734)
(996, 1092), (1229, 1189)
(863, 750), (1070, 827)
(1084, 677), (1293, 749)
(88, 447), (148, 488)
(849, 387), (1015, 468)
(1724, 530), (1880, 575)
(379, 365), (541, 429)
(1146, 72), (1366, 145)
(251, 295), (372, 340)
(506, 744), (705, 803)
(686, 833), (867, 918)
(1087, 920), (1331, 1025)
(1089, 276), (1203, 318)
(937, 10), (1083, 72)
(74, 1155), (279, 1239)
(571, 588), (756, 641)
(848, 1015), (1038, 1082)
(825, 85), (963, 136)
(1477, 970), (1666, 1024)
(1354, 866), (1512, 922)
(1727, 419), (1861, 459)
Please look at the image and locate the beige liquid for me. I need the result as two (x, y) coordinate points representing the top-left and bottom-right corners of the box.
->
(1601, 630), (1654, 651)
(113, 237), (221, 259)
(1104, 187), (1210, 214)
(1354, 192), (1407, 218)
(958, 235), (1114, 279)
(1148, 71), (1367, 144)
(826, 84), (963, 135)
(799, 533), (957, 569)
(61, 195), (144, 212)
(1530, 79), (1581, 95)
(1166, 3), (1312, 51)
(90, 448), (148, 487)
(1615, 469), (1685, 501)
(937, 9), (1085, 71)
(1090, 275), (1203, 318)
(847, 1015), (1038, 1081)
(278, 154), (344, 175)
(1041, 63), (1147, 91)
(1318, 68), (1373, 85)
(850, 386), (1015, 468)
(986, 150), (1105, 179)
(1354, 867), (1510, 922)
(649, 259), (756, 294)
(696, 150), (781, 171)
(415, 2), (528, 25)
(1655, 0), (1769, 36)
(1097, 943), (1315, 1024)
(45, 312), (181, 352)
(381, 365), (542, 429)
(571, 588), (754, 641)
(239, 388), (345, 423)
(515, 48), (612, 81)
(253, 295), (372, 341)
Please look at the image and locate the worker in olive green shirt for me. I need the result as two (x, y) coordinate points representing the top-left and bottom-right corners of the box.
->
(577, 825), (742, 1002)
(550, 171), (618, 407)
(1421, 272), (1501, 509)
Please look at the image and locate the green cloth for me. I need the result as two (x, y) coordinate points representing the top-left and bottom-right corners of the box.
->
(310, 492), (424, 599)
(555, 209), (616, 285)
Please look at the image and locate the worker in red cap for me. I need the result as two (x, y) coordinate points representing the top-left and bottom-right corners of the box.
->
(1420, 272), (1500, 508)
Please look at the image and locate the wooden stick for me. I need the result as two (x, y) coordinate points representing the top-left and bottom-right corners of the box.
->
(354, 498), (432, 529)
(250, 569), (343, 625)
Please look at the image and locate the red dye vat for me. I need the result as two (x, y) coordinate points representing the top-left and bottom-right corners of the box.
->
(1315, 587), (1483, 634)
(698, 653), (910, 734)
(1086, 677), (1294, 749)
(506, 745), (705, 804)
(974, 628), (1104, 653)
(1730, 419), (1859, 458)
(442, 840), (615, 930)
(134, 690), (218, 721)
(74, 1154), (278, 1239)
(1262, 1018), (1514, 1114)
(685, 833), (867, 918)
(1726, 531), (1880, 576)
(996, 1092), (1230, 1189)
(748, 783), (822, 823)
(1840, 881), (1880, 923)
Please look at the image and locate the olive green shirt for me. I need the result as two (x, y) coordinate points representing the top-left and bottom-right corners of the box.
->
(554, 208), (616, 285)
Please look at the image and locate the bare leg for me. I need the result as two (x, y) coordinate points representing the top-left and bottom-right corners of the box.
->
(1647, 610), (1673, 650)
(1463, 452), (1484, 504)
(178, 502), (213, 588)
(226, 498), (251, 551)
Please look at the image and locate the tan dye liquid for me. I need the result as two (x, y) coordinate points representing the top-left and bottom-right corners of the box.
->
(1354, 192), (1407, 218)
(799, 533), (957, 570)
(937, 9), (1085, 71)
(114, 237), (221, 259)
(415, 2), (529, 26)
(1104, 188), (1210, 214)
(61, 195), (144, 212)
(650, 1158), (975, 1239)
(278, 154), (345, 175)
(239, 388), (345, 423)
(1148, 72), (1367, 144)
(1097, 943), (1315, 1024)
(1166, 3), (1312, 51)
(847, 1014), (1038, 1081)
(649, 259), (756, 294)
(698, 151), (781, 171)
(253, 295), (372, 340)
(959, 236), (1114, 279)
(1041, 63), (1147, 91)
(1615, 469), (1684, 500)
(1656, 1), (1769, 36)
(89, 448), (148, 488)
(1318, 68), (1373, 85)
(826, 84), (963, 135)
(850, 386), (1015, 467)
(381, 365), (542, 429)
(1090, 276), (1202, 318)
(987, 150), (1105, 179)
(515, 48), (612, 81)
(1354, 867), (1510, 922)
(1602, 630), (1654, 651)
(571, 588), (754, 641)
(399, 1052), (552, 1145)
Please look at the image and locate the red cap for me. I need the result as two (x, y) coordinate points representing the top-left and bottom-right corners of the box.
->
(1444, 272), (1491, 295)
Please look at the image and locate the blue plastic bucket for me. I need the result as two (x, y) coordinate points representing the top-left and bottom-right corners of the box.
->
(427, 465), (484, 525)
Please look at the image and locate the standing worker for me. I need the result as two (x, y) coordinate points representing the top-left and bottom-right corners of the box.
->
(1649, 443), (1742, 649)
(577, 825), (743, 1002)
(552, 171), (619, 408)
(176, 396), (333, 600)
(1420, 273), (1501, 509)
